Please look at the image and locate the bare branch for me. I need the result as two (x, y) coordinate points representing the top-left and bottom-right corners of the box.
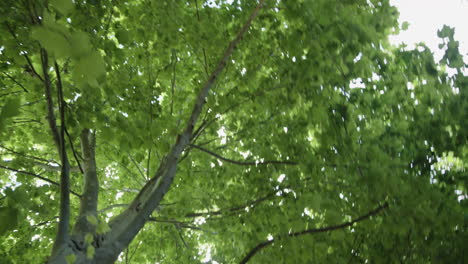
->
(0, 159), (80, 173)
(183, 177), (313, 219)
(65, 126), (84, 174)
(0, 90), (23, 97)
(191, 84), (284, 143)
(170, 49), (177, 115)
(2, 72), (29, 92)
(4, 22), (44, 81)
(239, 202), (389, 264)
(185, 189), (277, 218)
(129, 154), (147, 182)
(189, 144), (297, 166)
(0, 144), (56, 164)
(41, 53), (71, 255)
(72, 129), (99, 236)
(148, 217), (208, 232)
(0, 164), (81, 197)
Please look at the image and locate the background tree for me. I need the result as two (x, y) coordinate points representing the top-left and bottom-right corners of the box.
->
(0, 0), (466, 263)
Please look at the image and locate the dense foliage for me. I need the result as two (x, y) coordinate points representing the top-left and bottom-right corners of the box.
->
(0, 0), (467, 263)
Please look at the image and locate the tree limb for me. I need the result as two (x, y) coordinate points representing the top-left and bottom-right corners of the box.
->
(65, 126), (84, 174)
(101, 2), (266, 262)
(189, 144), (298, 166)
(0, 159), (80, 173)
(0, 144), (57, 164)
(239, 202), (389, 264)
(2, 72), (29, 92)
(4, 22), (44, 81)
(41, 53), (70, 255)
(0, 164), (81, 197)
(72, 129), (99, 237)
(185, 188), (277, 218)
(148, 217), (211, 232)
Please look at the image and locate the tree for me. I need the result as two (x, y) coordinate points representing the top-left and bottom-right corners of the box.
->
(0, 0), (466, 263)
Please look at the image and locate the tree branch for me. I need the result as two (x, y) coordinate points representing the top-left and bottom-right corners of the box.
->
(65, 126), (84, 174)
(190, 84), (284, 145)
(102, 2), (266, 261)
(0, 159), (80, 173)
(2, 72), (29, 92)
(4, 22), (44, 81)
(183, 176), (313, 219)
(170, 49), (177, 115)
(0, 144), (56, 164)
(239, 202), (389, 264)
(72, 129), (99, 237)
(148, 217), (211, 232)
(189, 144), (298, 166)
(0, 164), (81, 197)
(41, 53), (70, 255)
(185, 189), (277, 218)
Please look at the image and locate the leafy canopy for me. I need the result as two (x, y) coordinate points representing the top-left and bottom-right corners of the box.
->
(0, 0), (467, 263)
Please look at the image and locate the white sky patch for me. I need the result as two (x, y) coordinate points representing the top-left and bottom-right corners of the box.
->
(217, 126), (227, 145)
(119, 111), (128, 118)
(390, 0), (468, 61)
(157, 92), (166, 103)
(349, 78), (365, 89)
(303, 207), (314, 218)
(277, 174), (286, 183)
(239, 150), (251, 159)
(195, 216), (206, 225)
(115, 191), (124, 200)
(353, 52), (362, 63)
(198, 243), (213, 263)
(34, 178), (51, 187)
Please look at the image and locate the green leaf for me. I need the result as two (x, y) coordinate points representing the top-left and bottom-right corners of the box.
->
(401, 21), (409, 31)
(31, 26), (72, 58)
(437, 25), (454, 39)
(86, 215), (98, 226)
(115, 29), (131, 45)
(84, 233), (94, 244)
(96, 220), (111, 234)
(0, 97), (21, 119)
(0, 97), (21, 132)
(50, 0), (74, 14)
(0, 206), (19, 236)
(86, 245), (95, 259)
(65, 254), (76, 264)
(70, 31), (92, 58)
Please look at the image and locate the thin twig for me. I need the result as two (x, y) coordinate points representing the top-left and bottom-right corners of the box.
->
(185, 188), (277, 218)
(4, 22), (43, 81)
(189, 144), (298, 166)
(148, 217), (213, 233)
(170, 49), (177, 115)
(239, 202), (389, 264)
(0, 90), (23, 97)
(0, 144), (55, 164)
(0, 164), (81, 197)
(65, 126), (84, 173)
(129, 155), (147, 182)
(2, 72), (29, 92)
